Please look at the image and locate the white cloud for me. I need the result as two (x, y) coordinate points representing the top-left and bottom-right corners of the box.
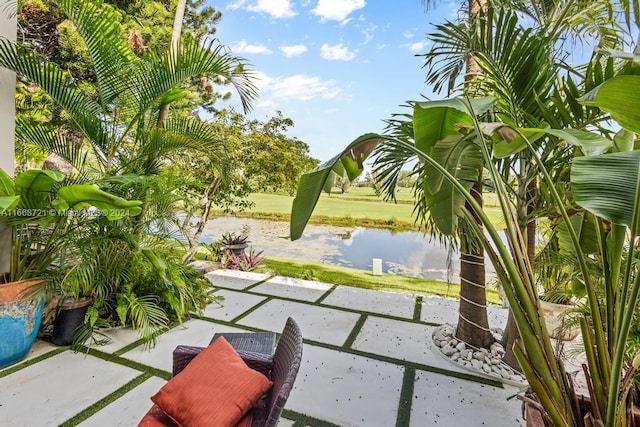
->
(360, 24), (377, 45)
(253, 71), (341, 101)
(245, 0), (297, 18)
(312, 0), (366, 23)
(409, 40), (428, 53)
(280, 44), (308, 57)
(232, 40), (273, 54)
(227, 0), (247, 10)
(403, 31), (415, 39)
(320, 43), (356, 61)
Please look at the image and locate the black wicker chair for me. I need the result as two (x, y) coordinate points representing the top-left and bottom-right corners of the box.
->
(172, 318), (303, 427)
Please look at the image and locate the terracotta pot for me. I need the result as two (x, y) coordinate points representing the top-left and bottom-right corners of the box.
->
(0, 279), (45, 368)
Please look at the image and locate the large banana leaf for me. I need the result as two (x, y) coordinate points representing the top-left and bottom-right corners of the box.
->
(413, 98), (494, 154)
(572, 150), (640, 232)
(413, 99), (490, 235)
(580, 75), (640, 134)
(14, 169), (66, 209)
(56, 184), (143, 220)
(290, 133), (381, 240)
(425, 134), (483, 235)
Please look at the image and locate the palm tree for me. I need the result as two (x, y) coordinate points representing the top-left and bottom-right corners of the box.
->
(0, 0), (257, 341)
(419, 0), (496, 353)
(419, 0), (625, 365)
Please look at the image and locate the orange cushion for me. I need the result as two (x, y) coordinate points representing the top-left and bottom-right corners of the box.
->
(137, 404), (177, 426)
(136, 405), (251, 427)
(150, 337), (272, 427)
(235, 413), (253, 427)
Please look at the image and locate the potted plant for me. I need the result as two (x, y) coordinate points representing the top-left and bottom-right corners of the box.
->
(0, 168), (141, 365)
(220, 231), (250, 258)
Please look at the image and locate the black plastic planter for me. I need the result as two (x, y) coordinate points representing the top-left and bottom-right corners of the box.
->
(52, 298), (91, 346)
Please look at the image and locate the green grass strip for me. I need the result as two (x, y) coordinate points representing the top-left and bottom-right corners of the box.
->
(396, 366), (416, 427)
(81, 347), (172, 380)
(315, 284), (338, 304)
(211, 281), (430, 325)
(112, 319), (181, 357)
(59, 373), (152, 426)
(413, 296), (423, 321)
(0, 346), (66, 379)
(242, 277), (275, 292)
(230, 296), (274, 323)
(342, 314), (368, 348)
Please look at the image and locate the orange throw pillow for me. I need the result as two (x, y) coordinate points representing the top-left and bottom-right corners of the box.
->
(151, 337), (272, 427)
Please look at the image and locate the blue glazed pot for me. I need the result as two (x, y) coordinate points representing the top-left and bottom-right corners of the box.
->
(0, 280), (45, 369)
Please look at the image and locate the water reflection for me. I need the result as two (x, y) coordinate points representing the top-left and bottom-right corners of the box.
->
(201, 216), (495, 282)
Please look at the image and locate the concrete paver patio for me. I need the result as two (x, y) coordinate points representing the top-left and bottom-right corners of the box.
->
(0, 270), (526, 426)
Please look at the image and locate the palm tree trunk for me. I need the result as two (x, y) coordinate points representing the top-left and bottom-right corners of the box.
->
(456, 176), (494, 347)
(454, 0), (493, 349)
(157, 0), (186, 127)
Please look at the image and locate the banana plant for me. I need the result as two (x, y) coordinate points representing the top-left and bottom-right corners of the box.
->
(290, 71), (640, 425)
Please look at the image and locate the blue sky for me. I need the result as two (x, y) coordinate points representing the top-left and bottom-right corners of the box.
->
(210, 0), (457, 161)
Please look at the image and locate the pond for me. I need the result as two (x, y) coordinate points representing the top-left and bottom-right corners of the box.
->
(201, 217), (497, 282)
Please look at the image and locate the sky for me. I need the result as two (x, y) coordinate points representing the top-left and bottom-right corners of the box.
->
(209, 0), (458, 162)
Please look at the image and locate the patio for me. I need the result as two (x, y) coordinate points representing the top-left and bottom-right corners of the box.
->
(0, 270), (525, 426)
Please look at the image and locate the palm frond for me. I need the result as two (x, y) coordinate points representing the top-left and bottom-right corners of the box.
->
(54, 0), (137, 107)
(121, 38), (257, 139)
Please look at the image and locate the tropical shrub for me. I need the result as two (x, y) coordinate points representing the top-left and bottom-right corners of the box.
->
(2, 0), (256, 343)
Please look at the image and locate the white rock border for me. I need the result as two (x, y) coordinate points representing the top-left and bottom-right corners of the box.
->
(432, 324), (528, 388)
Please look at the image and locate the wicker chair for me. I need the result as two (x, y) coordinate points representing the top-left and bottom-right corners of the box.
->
(171, 317), (303, 427)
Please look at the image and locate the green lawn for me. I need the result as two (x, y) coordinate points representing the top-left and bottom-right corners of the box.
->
(227, 190), (504, 230)
(258, 257), (503, 305)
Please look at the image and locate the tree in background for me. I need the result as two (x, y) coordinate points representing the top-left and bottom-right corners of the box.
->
(241, 111), (319, 196)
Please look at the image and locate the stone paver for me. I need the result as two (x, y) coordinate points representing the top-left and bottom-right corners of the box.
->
(205, 269), (270, 290)
(250, 276), (332, 302)
(121, 319), (246, 372)
(204, 289), (267, 321)
(94, 327), (143, 354)
(78, 376), (166, 426)
(287, 344), (404, 427)
(322, 285), (416, 319)
(0, 274), (529, 427)
(238, 299), (360, 346)
(352, 316), (465, 373)
(411, 370), (524, 426)
(421, 296), (459, 325)
(0, 351), (140, 426)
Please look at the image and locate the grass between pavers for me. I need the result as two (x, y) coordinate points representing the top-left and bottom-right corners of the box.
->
(258, 257), (503, 305)
(203, 281), (507, 388)
(396, 366), (417, 427)
(413, 296), (423, 322)
(59, 373), (152, 426)
(1, 276), (508, 427)
(0, 346), (66, 379)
